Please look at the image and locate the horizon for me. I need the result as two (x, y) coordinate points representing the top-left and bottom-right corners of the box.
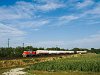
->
(0, 0), (100, 49)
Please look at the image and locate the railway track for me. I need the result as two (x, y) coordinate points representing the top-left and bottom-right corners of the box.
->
(0, 54), (73, 60)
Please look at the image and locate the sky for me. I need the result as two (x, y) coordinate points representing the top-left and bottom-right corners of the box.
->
(0, 0), (100, 49)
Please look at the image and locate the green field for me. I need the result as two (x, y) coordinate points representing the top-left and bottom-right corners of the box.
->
(26, 71), (100, 75)
(26, 54), (100, 75)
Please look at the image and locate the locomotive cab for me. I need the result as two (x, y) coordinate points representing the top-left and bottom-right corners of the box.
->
(22, 51), (36, 57)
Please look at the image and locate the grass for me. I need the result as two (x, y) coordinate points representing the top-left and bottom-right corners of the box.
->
(27, 54), (100, 72)
(0, 60), (27, 69)
(26, 71), (100, 75)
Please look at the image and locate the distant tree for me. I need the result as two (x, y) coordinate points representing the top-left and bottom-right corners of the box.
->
(91, 48), (100, 54)
(72, 48), (81, 51)
(60, 48), (66, 51)
(91, 48), (95, 50)
(46, 47), (61, 51)
(38, 47), (44, 50)
(33, 47), (38, 51)
(25, 46), (33, 50)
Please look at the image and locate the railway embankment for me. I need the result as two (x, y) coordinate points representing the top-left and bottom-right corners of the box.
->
(0, 54), (76, 69)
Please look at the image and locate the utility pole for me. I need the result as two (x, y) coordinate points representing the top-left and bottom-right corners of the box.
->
(56, 45), (58, 50)
(23, 43), (24, 50)
(8, 38), (10, 48)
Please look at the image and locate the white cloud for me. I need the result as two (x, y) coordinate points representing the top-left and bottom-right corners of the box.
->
(15, 1), (35, 16)
(0, 1), (51, 47)
(10, 20), (49, 29)
(77, 2), (100, 17)
(33, 0), (65, 11)
(48, 15), (80, 26)
(37, 2), (65, 11)
(0, 1), (50, 29)
(33, 29), (40, 31)
(77, 0), (94, 9)
(0, 7), (21, 20)
(0, 23), (25, 37)
(0, 0), (65, 30)
(0, 1), (35, 21)
(0, 23), (26, 47)
(59, 15), (79, 21)
(87, 4), (100, 15)
(57, 3), (100, 26)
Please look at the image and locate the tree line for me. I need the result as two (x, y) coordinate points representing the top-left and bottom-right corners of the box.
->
(0, 46), (100, 58)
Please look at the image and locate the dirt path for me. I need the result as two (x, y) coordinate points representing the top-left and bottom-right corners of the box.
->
(2, 68), (26, 75)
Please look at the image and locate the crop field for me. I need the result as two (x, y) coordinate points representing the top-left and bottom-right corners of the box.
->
(26, 71), (100, 75)
(27, 54), (100, 75)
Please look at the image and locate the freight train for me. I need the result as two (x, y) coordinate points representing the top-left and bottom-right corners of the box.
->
(22, 50), (87, 57)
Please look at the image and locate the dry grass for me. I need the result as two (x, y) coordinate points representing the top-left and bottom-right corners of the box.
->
(0, 56), (59, 69)
(0, 60), (26, 68)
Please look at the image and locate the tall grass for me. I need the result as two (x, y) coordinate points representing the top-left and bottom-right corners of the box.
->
(28, 54), (100, 72)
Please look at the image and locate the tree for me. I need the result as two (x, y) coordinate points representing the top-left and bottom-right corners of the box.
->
(72, 48), (81, 51)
